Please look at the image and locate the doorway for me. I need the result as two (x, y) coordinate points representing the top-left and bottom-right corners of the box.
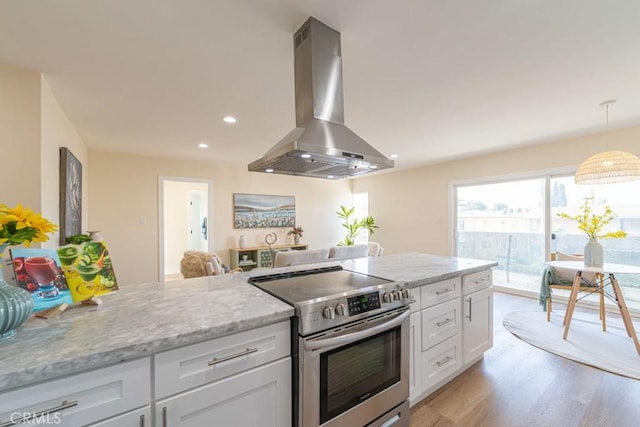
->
(159, 177), (212, 281)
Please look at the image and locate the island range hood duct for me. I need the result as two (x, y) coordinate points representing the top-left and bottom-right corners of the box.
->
(248, 17), (394, 179)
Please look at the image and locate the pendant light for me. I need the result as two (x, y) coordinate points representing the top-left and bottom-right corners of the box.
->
(575, 100), (640, 184)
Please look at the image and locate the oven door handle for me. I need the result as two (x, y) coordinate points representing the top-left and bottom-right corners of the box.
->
(305, 309), (410, 351)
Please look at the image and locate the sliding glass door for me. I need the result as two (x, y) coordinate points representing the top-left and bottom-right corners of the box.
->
(455, 179), (545, 294)
(455, 174), (640, 307)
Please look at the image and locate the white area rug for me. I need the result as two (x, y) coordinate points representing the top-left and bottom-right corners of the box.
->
(503, 310), (640, 380)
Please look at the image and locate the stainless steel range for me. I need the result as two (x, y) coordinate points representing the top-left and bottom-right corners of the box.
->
(249, 265), (411, 427)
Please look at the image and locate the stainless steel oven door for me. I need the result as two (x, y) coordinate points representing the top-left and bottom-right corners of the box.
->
(300, 307), (410, 427)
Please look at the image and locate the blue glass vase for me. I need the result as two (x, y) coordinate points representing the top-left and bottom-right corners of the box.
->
(583, 238), (604, 268)
(0, 244), (35, 340)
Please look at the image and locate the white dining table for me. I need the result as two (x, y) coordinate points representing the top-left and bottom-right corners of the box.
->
(546, 260), (640, 355)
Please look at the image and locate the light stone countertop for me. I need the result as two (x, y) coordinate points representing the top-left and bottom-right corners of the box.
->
(337, 252), (498, 288)
(0, 274), (293, 391)
(0, 252), (496, 392)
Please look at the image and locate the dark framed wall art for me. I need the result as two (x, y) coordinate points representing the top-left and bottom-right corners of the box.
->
(233, 193), (295, 229)
(60, 147), (82, 244)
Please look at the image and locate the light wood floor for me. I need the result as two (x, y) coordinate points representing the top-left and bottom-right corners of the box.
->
(410, 291), (640, 427)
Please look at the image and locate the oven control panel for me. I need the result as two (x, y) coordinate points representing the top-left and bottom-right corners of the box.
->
(347, 291), (381, 316)
(299, 281), (410, 334)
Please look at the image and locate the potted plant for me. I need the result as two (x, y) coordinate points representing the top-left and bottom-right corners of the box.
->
(557, 196), (626, 267)
(288, 226), (304, 245)
(336, 206), (378, 246)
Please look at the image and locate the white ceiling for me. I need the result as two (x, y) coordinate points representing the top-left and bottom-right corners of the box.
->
(2, 0), (640, 172)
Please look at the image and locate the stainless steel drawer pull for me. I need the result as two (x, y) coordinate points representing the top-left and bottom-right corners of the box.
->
(140, 414), (145, 427)
(208, 347), (258, 366)
(436, 356), (454, 366)
(0, 400), (78, 427)
(162, 406), (167, 427)
(435, 288), (452, 295)
(436, 318), (453, 327)
(467, 297), (472, 320)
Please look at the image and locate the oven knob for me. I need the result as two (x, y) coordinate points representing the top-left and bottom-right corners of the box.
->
(323, 306), (336, 319)
(382, 292), (393, 303)
(335, 303), (347, 316)
(392, 290), (402, 301)
(401, 289), (410, 299)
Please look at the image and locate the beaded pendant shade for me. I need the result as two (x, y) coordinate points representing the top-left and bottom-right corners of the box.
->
(575, 100), (640, 185)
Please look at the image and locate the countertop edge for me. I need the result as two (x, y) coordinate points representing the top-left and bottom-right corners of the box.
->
(0, 308), (294, 392)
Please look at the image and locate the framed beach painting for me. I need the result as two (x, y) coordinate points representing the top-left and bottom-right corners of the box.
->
(60, 147), (82, 245)
(233, 193), (295, 228)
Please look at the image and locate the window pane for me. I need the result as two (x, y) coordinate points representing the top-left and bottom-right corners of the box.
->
(456, 179), (545, 293)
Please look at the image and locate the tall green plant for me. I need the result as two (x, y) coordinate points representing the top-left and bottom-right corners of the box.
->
(336, 205), (378, 246)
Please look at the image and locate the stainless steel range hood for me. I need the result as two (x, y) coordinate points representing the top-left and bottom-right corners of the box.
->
(249, 17), (394, 179)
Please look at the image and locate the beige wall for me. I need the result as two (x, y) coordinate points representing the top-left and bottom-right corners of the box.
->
(88, 150), (353, 285)
(40, 76), (89, 248)
(0, 64), (41, 211)
(354, 125), (640, 257)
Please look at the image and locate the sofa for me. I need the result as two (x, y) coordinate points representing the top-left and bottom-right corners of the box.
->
(273, 243), (379, 268)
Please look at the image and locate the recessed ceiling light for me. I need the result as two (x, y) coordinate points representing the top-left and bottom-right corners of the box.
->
(197, 143), (209, 149)
(301, 153), (311, 158)
(369, 165), (378, 169)
(222, 116), (237, 124)
(389, 154), (399, 159)
(265, 168), (274, 173)
(327, 175), (335, 179)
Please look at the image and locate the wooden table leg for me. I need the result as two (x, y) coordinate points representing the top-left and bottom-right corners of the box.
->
(609, 273), (640, 355)
(563, 271), (582, 339)
(598, 273), (606, 332)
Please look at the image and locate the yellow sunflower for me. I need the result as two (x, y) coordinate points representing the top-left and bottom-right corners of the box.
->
(0, 204), (58, 246)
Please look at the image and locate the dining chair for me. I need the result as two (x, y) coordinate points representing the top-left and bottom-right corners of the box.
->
(545, 252), (602, 323)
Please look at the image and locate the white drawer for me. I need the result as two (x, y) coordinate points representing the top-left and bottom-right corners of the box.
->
(88, 406), (150, 426)
(155, 320), (290, 399)
(420, 277), (461, 309)
(421, 334), (462, 392)
(463, 270), (492, 295)
(410, 288), (421, 312)
(420, 298), (461, 351)
(0, 358), (150, 427)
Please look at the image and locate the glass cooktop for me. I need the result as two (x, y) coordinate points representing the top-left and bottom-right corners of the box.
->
(248, 266), (392, 305)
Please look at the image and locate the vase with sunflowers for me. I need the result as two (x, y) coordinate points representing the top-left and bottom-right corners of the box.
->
(557, 197), (626, 267)
(0, 203), (58, 340)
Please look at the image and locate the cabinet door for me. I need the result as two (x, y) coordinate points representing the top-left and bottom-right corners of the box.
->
(409, 311), (422, 405)
(156, 358), (291, 427)
(463, 287), (493, 365)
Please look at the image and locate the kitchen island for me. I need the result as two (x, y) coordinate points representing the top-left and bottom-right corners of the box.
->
(0, 253), (496, 426)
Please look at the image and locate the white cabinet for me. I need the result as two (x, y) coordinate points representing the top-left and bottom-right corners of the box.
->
(0, 358), (150, 427)
(155, 358), (290, 427)
(462, 271), (493, 366)
(154, 320), (291, 427)
(0, 321), (291, 427)
(409, 269), (493, 407)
